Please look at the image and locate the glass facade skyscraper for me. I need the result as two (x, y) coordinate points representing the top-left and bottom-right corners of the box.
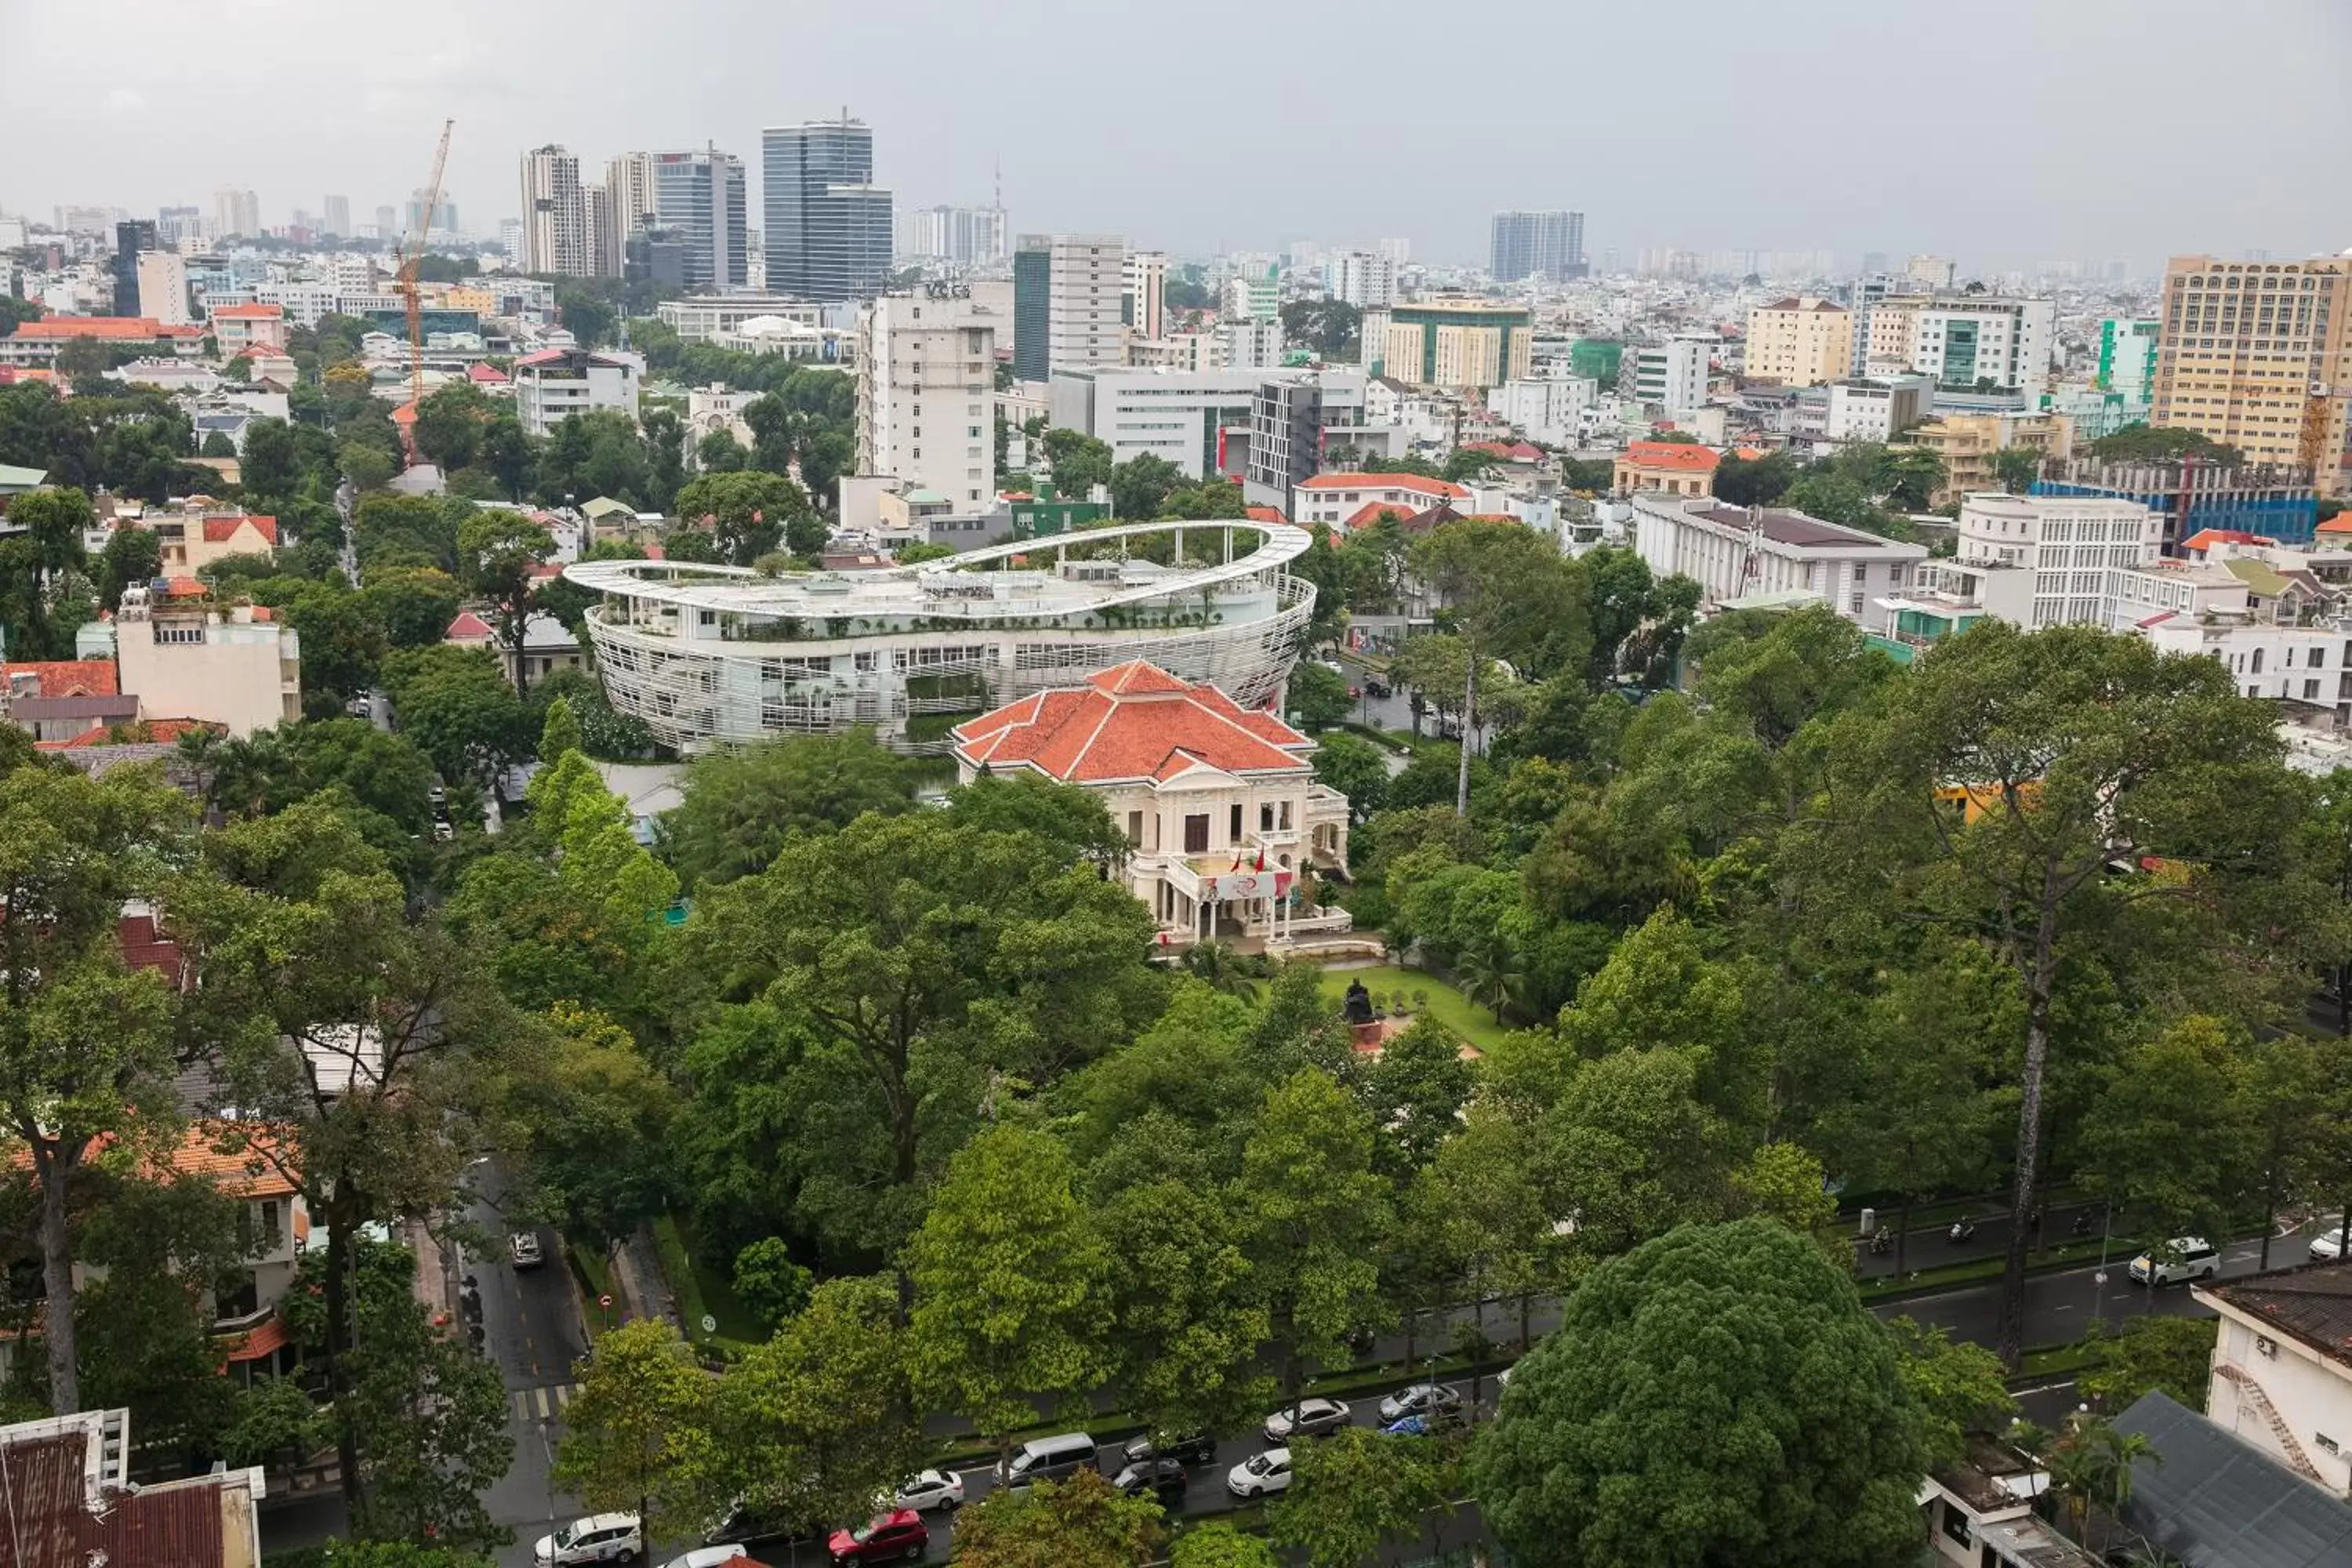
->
(762, 116), (894, 302)
(1489, 210), (1588, 282)
(653, 147), (747, 292)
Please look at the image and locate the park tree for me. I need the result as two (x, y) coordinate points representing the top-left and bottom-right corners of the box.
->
(672, 470), (818, 566)
(2078, 1014), (2256, 1248)
(362, 566), (464, 649)
(96, 523), (163, 611)
(1099, 1173), (1271, 1444)
(659, 730), (916, 888)
(2077, 1316), (2218, 1413)
(1311, 733), (1390, 822)
(906, 1125), (1114, 1462)
(456, 510), (556, 690)
(1887, 1317), (2017, 1468)
(0, 485), (93, 659)
(696, 428), (748, 473)
(1238, 1069), (1392, 1406)
(1109, 453), (1183, 521)
(1812, 622), (2314, 1365)
(953, 1469), (1165, 1568)
(410, 383), (491, 472)
(503, 1004), (675, 1251)
(1472, 1219), (1928, 1568)
(1285, 660), (1352, 732)
(716, 1274), (924, 1536)
(557, 1320), (726, 1562)
(0, 760), (191, 1414)
(1171, 1524), (1279, 1568)
(740, 391), (797, 474)
(381, 645), (535, 791)
(1270, 1427), (1450, 1568)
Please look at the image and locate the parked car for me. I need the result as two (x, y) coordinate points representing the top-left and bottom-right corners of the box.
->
(704, 1501), (824, 1553)
(1111, 1457), (1189, 1505)
(509, 1231), (545, 1270)
(828, 1508), (928, 1563)
(1263, 1398), (1352, 1443)
(2311, 1221), (2347, 1262)
(535, 1513), (641, 1566)
(1121, 1431), (1218, 1468)
(1377, 1384), (1464, 1424)
(995, 1431), (1100, 1490)
(2129, 1236), (2220, 1287)
(662, 1549), (755, 1568)
(892, 1468), (964, 1512)
(1227, 1447), (1294, 1498)
(1381, 1414), (1441, 1437)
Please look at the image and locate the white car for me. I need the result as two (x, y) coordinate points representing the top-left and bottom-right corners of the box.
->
(510, 1231), (546, 1269)
(535, 1512), (642, 1566)
(661, 1548), (753, 1568)
(2311, 1222), (2347, 1262)
(1263, 1396), (1352, 1443)
(1227, 1447), (1293, 1498)
(894, 1468), (964, 1512)
(2129, 1236), (2220, 1287)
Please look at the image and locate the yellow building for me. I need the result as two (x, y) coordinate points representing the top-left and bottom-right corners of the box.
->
(1743, 296), (1853, 387)
(437, 284), (498, 314)
(1865, 296), (1922, 368)
(1900, 412), (2073, 505)
(1369, 301), (1533, 391)
(2152, 255), (2352, 495)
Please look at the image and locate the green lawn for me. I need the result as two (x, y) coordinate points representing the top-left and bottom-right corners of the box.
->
(655, 1213), (764, 1349)
(1315, 963), (1511, 1051)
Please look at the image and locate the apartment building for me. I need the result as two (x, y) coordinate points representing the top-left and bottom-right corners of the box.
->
(855, 289), (1003, 509)
(512, 346), (642, 438)
(1124, 251), (1167, 342)
(1324, 250), (1397, 310)
(209, 301), (289, 355)
(1900, 410), (2072, 505)
(1490, 372), (1598, 447)
(1826, 375), (1933, 442)
(2151, 254), (2352, 494)
(1242, 372), (1379, 516)
(1630, 493), (1926, 622)
(1631, 336), (1713, 413)
(1904, 296), (2056, 394)
(1744, 297), (1853, 387)
(518, 145), (589, 277)
(1014, 234), (1126, 383)
(1363, 302), (1534, 392)
(134, 251), (190, 327)
(1490, 210), (1586, 281)
(112, 581), (301, 736)
(1955, 492), (2161, 627)
(2098, 317), (2160, 401)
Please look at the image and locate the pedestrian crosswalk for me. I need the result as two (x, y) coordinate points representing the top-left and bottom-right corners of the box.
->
(509, 1383), (582, 1421)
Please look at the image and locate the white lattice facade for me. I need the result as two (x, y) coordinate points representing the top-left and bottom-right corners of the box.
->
(570, 521), (1315, 752)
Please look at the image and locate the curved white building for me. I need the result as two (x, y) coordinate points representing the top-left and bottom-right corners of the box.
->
(568, 520), (1316, 752)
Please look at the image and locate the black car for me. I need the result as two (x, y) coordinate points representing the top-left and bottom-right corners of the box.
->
(1122, 1431), (1218, 1468)
(705, 1503), (825, 1554)
(1110, 1458), (1189, 1505)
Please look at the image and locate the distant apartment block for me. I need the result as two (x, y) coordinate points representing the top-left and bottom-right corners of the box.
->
(1490, 210), (1587, 281)
(1745, 297), (1853, 387)
(855, 288), (1004, 509)
(1014, 234), (1126, 383)
(1363, 302), (1533, 392)
(518, 145), (589, 276)
(2152, 254), (2352, 495)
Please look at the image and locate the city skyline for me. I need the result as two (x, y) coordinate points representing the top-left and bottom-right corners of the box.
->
(8, 0), (2348, 270)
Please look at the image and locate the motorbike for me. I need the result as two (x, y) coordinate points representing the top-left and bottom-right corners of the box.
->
(1947, 1218), (1978, 1244)
(1867, 1229), (1893, 1257)
(2071, 1210), (2095, 1238)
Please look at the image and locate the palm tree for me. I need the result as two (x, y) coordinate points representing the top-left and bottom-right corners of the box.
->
(1181, 939), (1261, 1000)
(1451, 929), (1523, 1025)
(2049, 1417), (2160, 1552)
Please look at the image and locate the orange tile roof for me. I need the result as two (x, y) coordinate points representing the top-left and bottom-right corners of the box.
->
(1622, 441), (1722, 472)
(1296, 471), (1470, 499)
(1244, 505), (1287, 524)
(953, 660), (1313, 783)
(218, 1316), (290, 1365)
(209, 303), (285, 321)
(2317, 514), (2352, 535)
(1343, 500), (1414, 529)
(11, 1125), (295, 1198)
(3, 660), (119, 698)
(445, 611), (495, 641)
(2181, 528), (2279, 552)
(14, 317), (199, 341)
(200, 514), (277, 544)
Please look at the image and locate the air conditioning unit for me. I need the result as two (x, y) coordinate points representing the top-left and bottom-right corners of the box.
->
(2257, 1335), (2279, 1359)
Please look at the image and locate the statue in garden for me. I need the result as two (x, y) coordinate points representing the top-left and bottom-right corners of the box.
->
(1341, 978), (1375, 1025)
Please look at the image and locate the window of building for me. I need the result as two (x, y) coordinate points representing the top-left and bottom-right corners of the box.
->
(1127, 810), (1143, 846)
(1229, 804), (1244, 842)
(2253, 648), (2265, 673)
(2307, 680), (2323, 701)
(1184, 814), (1209, 854)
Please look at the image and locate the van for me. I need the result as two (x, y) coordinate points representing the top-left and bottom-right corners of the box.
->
(996, 1432), (1098, 1490)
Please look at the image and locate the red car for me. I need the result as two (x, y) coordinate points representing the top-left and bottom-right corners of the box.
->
(827, 1508), (928, 1563)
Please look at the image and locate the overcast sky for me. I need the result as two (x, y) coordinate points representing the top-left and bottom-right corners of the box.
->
(12, 0), (2350, 273)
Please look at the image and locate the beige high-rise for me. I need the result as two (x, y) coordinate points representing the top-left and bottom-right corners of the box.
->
(1744, 296), (1853, 387)
(2152, 255), (2352, 494)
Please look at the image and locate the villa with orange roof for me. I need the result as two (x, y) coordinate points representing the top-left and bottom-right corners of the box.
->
(953, 661), (1356, 949)
(1294, 472), (1471, 528)
(206, 301), (290, 354)
(1613, 440), (1722, 497)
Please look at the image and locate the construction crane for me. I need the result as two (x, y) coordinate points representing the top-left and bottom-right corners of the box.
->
(397, 118), (455, 422)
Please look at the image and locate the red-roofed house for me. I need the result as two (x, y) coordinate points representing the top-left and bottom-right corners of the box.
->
(147, 512), (277, 575)
(1613, 440), (1722, 497)
(952, 661), (1355, 949)
(0, 1406), (264, 1568)
(466, 361), (510, 387)
(207, 301), (289, 354)
(1294, 472), (1471, 528)
(2, 660), (121, 699)
(0, 317), (207, 368)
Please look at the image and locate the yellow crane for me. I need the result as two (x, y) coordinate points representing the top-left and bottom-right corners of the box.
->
(397, 118), (455, 422)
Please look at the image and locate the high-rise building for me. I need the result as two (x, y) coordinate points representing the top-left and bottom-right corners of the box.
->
(1489, 211), (1586, 282)
(1630, 336), (1714, 412)
(584, 185), (622, 279)
(1907, 254), (1956, 289)
(762, 114), (895, 301)
(212, 190), (260, 238)
(498, 218), (524, 259)
(321, 194), (351, 238)
(1324, 250), (1396, 310)
(1744, 296), (1854, 387)
(898, 205), (1008, 267)
(2096, 318), (2160, 401)
(1012, 234), (1125, 383)
(1904, 296), (2055, 394)
(1377, 238), (1411, 267)
(376, 205), (398, 241)
(1365, 301), (1535, 391)
(408, 189), (458, 238)
(111, 220), (156, 316)
(855, 285), (1007, 509)
(2151, 254), (2352, 494)
(654, 147), (747, 292)
(1124, 251), (1167, 341)
(136, 252), (191, 326)
(157, 205), (203, 245)
(604, 153), (659, 243)
(519, 145), (588, 276)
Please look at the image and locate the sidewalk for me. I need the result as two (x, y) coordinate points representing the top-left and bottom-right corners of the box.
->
(608, 1221), (677, 1330)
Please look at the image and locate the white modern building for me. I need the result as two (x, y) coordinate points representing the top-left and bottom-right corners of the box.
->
(656, 295), (837, 343)
(512, 346), (642, 438)
(1221, 317), (1285, 372)
(1049, 366), (1269, 479)
(1324, 250), (1397, 310)
(1631, 494), (1926, 622)
(1632, 336), (1712, 413)
(519, 145), (589, 277)
(112, 583), (302, 737)
(1825, 374), (1933, 442)
(569, 519), (1316, 750)
(1488, 373), (1596, 447)
(953, 660), (1354, 951)
(855, 288), (1005, 510)
(1124, 251), (1168, 342)
(1014, 233), (1127, 380)
(1904, 296), (2056, 394)
(1955, 491), (2161, 627)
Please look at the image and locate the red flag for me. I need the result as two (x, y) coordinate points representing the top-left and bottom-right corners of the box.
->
(1254, 848), (1266, 872)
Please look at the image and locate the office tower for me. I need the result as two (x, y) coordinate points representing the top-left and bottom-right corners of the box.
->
(855, 289), (1006, 508)
(2152, 254), (2352, 492)
(1124, 250), (1167, 340)
(605, 153), (659, 241)
(1489, 210), (1587, 282)
(654, 147), (747, 292)
(762, 114), (894, 301)
(111, 220), (156, 315)
(1903, 295), (2055, 394)
(1012, 234), (1125, 383)
(156, 205), (202, 245)
(321, 194), (351, 238)
(408, 189), (458, 237)
(1324, 250), (1396, 310)
(518, 145), (588, 276)
(376, 205), (399, 241)
(212, 190), (260, 238)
